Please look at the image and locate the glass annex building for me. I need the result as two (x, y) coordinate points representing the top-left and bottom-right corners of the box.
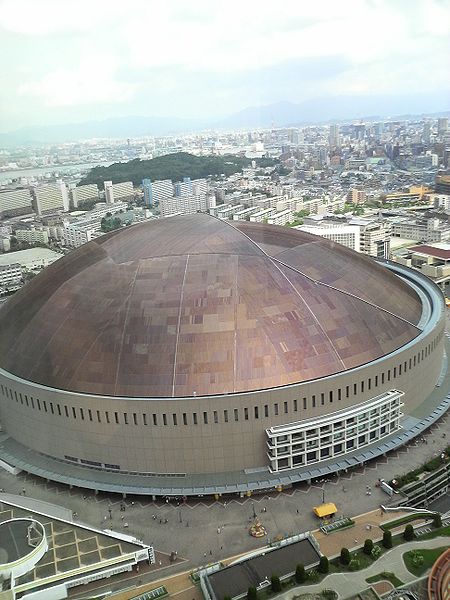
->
(0, 214), (446, 497)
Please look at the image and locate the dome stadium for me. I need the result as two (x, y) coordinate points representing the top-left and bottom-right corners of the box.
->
(0, 214), (446, 496)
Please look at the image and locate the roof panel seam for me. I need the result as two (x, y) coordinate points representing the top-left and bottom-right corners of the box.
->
(172, 255), (190, 398)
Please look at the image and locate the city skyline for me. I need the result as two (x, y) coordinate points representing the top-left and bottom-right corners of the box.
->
(0, 0), (449, 134)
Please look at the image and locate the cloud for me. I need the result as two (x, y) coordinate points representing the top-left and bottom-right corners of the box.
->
(0, 0), (449, 129)
(18, 59), (137, 107)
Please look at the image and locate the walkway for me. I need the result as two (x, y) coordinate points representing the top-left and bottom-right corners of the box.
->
(278, 536), (450, 600)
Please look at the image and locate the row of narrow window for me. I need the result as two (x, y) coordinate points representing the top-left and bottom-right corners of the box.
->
(0, 332), (442, 427)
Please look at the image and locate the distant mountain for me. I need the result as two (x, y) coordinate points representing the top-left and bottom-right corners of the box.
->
(0, 115), (207, 146)
(216, 96), (450, 129)
(0, 96), (449, 145)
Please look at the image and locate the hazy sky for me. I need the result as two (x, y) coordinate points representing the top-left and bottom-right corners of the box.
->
(0, 0), (449, 132)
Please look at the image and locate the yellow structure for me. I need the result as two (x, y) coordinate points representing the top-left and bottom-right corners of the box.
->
(313, 503), (338, 518)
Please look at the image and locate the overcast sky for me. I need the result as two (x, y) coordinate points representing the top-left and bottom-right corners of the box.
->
(0, 0), (449, 132)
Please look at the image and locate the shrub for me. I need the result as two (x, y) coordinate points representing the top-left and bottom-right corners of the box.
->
(318, 556), (329, 574)
(321, 590), (337, 600)
(404, 524), (415, 541)
(271, 575), (282, 593)
(349, 559), (360, 571)
(410, 550), (424, 568)
(382, 530), (393, 549)
(433, 513), (442, 528)
(363, 538), (374, 556)
(307, 569), (320, 583)
(247, 587), (257, 600)
(295, 564), (306, 583)
(340, 547), (351, 565)
(371, 545), (382, 560)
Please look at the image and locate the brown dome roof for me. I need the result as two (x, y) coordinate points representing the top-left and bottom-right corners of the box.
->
(0, 214), (421, 397)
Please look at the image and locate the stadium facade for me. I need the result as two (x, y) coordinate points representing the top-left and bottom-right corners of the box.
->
(0, 214), (446, 496)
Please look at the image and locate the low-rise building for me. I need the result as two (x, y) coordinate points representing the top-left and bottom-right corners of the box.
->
(0, 263), (22, 288)
(15, 228), (49, 245)
(0, 248), (62, 271)
(267, 208), (293, 226)
(392, 242), (450, 293)
(297, 223), (361, 251)
(249, 207), (276, 222)
(160, 194), (209, 218)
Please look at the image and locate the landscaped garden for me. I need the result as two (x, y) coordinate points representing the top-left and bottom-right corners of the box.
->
(403, 547), (448, 577)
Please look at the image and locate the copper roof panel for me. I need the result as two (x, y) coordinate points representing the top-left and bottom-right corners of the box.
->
(0, 215), (421, 397)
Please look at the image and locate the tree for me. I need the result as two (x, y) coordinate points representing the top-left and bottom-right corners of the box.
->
(318, 556), (329, 574)
(247, 586), (257, 600)
(295, 564), (306, 583)
(433, 513), (442, 528)
(340, 547), (351, 565)
(348, 559), (360, 571)
(270, 575), (282, 592)
(363, 539), (374, 556)
(404, 524), (415, 541)
(371, 545), (382, 560)
(382, 530), (393, 549)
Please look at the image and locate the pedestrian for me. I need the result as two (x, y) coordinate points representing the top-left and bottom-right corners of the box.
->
(203, 552), (207, 558)
(296, 509), (299, 514)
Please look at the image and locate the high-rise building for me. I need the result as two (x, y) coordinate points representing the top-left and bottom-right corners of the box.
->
(71, 184), (99, 208)
(104, 181), (114, 204)
(58, 180), (70, 212)
(0, 188), (33, 218)
(174, 177), (193, 197)
(142, 178), (152, 207)
(34, 183), (66, 216)
(112, 181), (134, 202)
(104, 181), (134, 204)
(328, 124), (340, 148)
(142, 179), (173, 206)
(438, 117), (448, 135)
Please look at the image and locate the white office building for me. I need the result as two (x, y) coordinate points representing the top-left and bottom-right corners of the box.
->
(297, 223), (361, 251)
(63, 221), (103, 248)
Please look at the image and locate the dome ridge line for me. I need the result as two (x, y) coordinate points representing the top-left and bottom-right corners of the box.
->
(272, 256), (420, 330)
(268, 257), (347, 372)
(113, 262), (140, 396)
(209, 213), (269, 258)
(172, 254), (190, 398)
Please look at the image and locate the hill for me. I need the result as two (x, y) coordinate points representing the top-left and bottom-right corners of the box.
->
(77, 152), (275, 189)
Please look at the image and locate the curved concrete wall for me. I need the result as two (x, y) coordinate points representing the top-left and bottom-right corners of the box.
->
(0, 265), (445, 479)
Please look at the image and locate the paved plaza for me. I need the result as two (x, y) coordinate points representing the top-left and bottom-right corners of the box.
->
(0, 313), (449, 600)
(0, 403), (448, 573)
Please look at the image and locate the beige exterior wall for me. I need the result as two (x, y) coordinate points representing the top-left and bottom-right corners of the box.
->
(0, 318), (444, 477)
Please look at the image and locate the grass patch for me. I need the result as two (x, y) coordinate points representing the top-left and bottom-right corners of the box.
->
(417, 524), (450, 540)
(381, 513), (432, 531)
(403, 547), (448, 577)
(366, 572), (404, 587)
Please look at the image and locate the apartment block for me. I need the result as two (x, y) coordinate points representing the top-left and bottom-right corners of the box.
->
(0, 188), (33, 218)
